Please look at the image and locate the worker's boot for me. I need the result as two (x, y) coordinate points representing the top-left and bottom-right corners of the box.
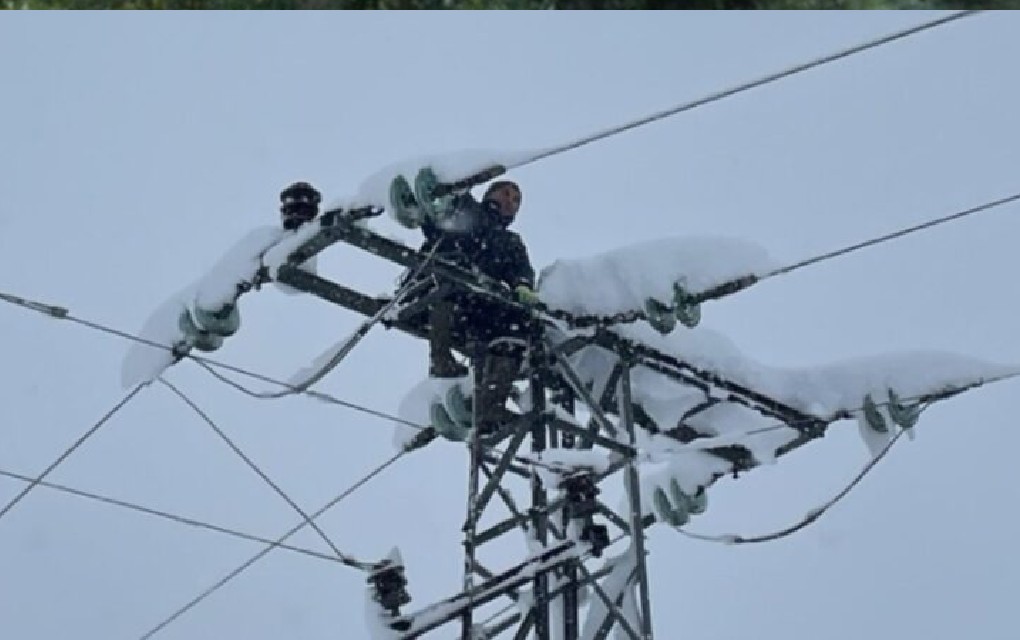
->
(474, 353), (522, 436)
(428, 298), (468, 378)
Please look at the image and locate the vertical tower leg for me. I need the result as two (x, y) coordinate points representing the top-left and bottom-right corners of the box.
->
(619, 362), (654, 640)
(529, 343), (551, 640)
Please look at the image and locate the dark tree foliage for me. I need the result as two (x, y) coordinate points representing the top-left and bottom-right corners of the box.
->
(8, 0), (1020, 8)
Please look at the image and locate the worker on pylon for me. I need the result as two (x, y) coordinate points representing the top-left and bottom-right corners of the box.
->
(392, 170), (539, 436)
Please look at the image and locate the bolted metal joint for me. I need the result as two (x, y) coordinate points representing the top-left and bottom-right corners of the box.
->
(561, 472), (599, 521)
(561, 472), (610, 557)
(580, 522), (610, 558)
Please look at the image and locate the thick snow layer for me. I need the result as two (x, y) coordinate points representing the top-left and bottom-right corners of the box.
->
(574, 322), (1015, 421)
(523, 449), (615, 488)
(121, 226), (285, 388)
(538, 236), (779, 316)
(193, 226), (286, 310)
(364, 591), (400, 640)
(260, 217), (325, 295)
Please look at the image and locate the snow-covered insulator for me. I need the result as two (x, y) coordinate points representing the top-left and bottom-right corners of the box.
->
(671, 280), (701, 329)
(643, 297), (676, 335)
(191, 302), (240, 337)
(653, 485), (689, 527)
(653, 479), (706, 528)
(367, 560), (411, 616)
(887, 389), (920, 429)
(686, 482), (708, 515)
(413, 166), (456, 224)
(389, 174), (422, 229)
(862, 394), (889, 433)
(177, 309), (224, 352)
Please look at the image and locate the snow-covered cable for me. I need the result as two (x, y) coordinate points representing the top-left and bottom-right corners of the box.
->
(138, 450), (407, 640)
(0, 384), (145, 524)
(158, 377), (373, 570)
(0, 467), (341, 564)
(507, 11), (979, 171)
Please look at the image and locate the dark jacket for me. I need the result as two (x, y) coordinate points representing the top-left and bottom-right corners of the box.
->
(421, 194), (534, 290)
(421, 194), (535, 342)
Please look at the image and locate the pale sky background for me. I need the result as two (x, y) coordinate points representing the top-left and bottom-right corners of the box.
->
(2, 10), (1019, 640)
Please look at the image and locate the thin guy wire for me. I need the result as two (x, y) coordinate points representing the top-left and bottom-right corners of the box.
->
(0, 467), (339, 564)
(0, 286), (578, 481)
(138, 450), (406, 640)
(0, 288), (425, 429)
(158, 377), (372, 570)
(0, 384), (145, 524)
(511, 11), (979, 170)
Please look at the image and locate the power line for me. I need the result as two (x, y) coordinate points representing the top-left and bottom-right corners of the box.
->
(509, 11), (980, 171)
(0, 288), (584, 482)
(138, 449), (406, 640)
(0, 289), (424, 429)
(0, 384), (145, 524)
(763, 191), (1020, 282)
(159, 377), (374, 571)
(0, 467), (340, 564)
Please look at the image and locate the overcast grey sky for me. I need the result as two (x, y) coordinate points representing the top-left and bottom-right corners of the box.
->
(2, 11), (1019, 640)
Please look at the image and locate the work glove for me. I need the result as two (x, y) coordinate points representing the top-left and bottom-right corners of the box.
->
(515, 285), (540, 306)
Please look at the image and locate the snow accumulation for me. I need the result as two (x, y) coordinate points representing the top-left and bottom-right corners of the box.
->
(538, 236), (779, 315)
(121, 147), (530, 391)
(121, 226), (285, 388)
(350, 148), (538, 228)
(123, 147), (1015, 534)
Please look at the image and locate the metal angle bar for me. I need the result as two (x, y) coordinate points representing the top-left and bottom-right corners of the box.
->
(596, 502), (632, 536)
(548, 416), (634, 457)
(482, 452), (531, 479)
(603, 331), (825, 432)
(512, 611), (536, 640)
(563, 498), (579, 640)
(463, 347), (486, 640)
(591, 567), (640, 640)
(548, 344), (623, 443)
(397, 541), (579, 639)
(479, 463), (529, 538)
(486, 558), (617, 640)
(619, 366), (654, 640)
(472, 425), (531, 523)
(472, 561), (520, 602)
(581, 564), (642, 640)
(485, 612), (523, 639)
(274, 266), (389, 322)
(549, 334), (593, 360)
(475, 455), (632, 548)
(529, 353), (551, 640)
